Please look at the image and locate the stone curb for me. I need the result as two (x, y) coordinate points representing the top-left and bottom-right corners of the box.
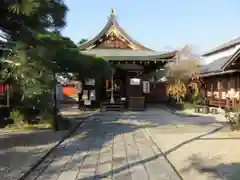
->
(18, 111), (99, 180)
(163, 106), (198, 117)
(164, 106), (228, 120)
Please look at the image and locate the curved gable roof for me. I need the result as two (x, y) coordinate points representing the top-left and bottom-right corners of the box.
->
(78, 9), (152, 51)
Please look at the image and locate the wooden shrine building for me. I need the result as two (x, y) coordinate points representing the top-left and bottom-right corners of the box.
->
(200, 48), (240, 110)
(78, 9), (177, 110)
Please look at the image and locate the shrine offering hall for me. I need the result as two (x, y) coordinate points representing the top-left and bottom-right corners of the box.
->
(77, 9), (177, 110)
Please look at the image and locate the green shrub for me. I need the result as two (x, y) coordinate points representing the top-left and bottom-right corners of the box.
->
(225, 110), (240, 131)
(10, 109), (24, 126)
(183, 102), (195, 109)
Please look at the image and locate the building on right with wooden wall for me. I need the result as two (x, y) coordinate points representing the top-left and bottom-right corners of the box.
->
(200, 37), (240, 109)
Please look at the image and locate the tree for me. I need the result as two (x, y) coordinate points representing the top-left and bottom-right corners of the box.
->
(166, 45), (201, 104)
(0, 1), (112, 125)
(2, 32), (111, 106)
(0, 1), (67, 35)
(78, 39), (88, 45)
(0, 1), (111, 98)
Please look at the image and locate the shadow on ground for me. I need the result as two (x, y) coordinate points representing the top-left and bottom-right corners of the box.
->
(0, 106), (89, 180)
(181, 155), (240, 180)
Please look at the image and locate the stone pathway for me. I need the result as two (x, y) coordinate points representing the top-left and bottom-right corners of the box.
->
(11, 108), (240, 180)
(124, 109), (240, 180)
(24, 112), (181, 180)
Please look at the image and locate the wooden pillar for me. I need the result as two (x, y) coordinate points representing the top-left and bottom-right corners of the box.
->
(231, 76), (235, 89)
(237, 75), (240, 89)
(226, 97), (230, 109)
(237, 75), (240, 110)
(218, 80), (222, 107)
(204, 83), (208, 105)
(228, 77), (231, 89)
(211, 83), (214, 99)
(232, 76), (236, 109)
(232, 98), (237, 110)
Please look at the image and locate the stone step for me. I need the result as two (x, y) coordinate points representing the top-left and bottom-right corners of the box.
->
(102, 101), (124, 105)
(104, 107), (124, 111)
(101, 102), (125, 111)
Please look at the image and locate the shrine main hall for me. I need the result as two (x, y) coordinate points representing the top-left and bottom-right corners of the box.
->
(78, 9), (177, 110)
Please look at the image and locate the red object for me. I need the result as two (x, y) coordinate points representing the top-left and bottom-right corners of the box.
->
(105, 80), (109, 89)
(62, 84), (77, 96)
(0, 84), (8, 95)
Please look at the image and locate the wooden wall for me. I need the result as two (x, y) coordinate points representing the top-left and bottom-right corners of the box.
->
(146, 82), (168, 102)
(201, 72), (240, 108)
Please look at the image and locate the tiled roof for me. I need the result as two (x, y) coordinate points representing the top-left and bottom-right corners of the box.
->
(200, 56), (231, 75)
(203, 37), (240, 56)
(81, 49), (177, 61)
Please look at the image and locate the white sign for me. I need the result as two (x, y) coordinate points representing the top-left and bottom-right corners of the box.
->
(130, 78), (140, 85)
(89, 90), (96, 100)
(226, 89), (236, 99)
(85, 78), (95, 86)
(143, 81), (150, 93)
(207, 91), (212, 97)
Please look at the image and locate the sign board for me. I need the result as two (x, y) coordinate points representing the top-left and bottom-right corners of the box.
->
(130, 78), (140, 85)
(89, 90), (96, 100)
(143, 81), (150, 93)
(84, 100), (91, 106)
(85, 78), (95, 86)
(82, 90), (88, 100)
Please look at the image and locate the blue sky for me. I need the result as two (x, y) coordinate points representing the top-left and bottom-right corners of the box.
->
(62, 0), (240, 54)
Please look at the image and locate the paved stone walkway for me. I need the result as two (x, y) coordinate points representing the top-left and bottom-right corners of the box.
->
(25, 112), (181, 180)
(23, 108), (239, 180)
(123, 109), (239, 180)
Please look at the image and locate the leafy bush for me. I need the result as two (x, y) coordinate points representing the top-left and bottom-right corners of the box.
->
(10, 109), (24, 126)
(225, 110), (240, 131)
(167, 81), (187, 104)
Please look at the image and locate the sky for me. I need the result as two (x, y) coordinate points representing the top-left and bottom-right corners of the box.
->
(62, 0), (240, 54)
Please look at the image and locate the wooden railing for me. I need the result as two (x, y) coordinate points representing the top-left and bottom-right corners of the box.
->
(207, 97), (238, 109)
